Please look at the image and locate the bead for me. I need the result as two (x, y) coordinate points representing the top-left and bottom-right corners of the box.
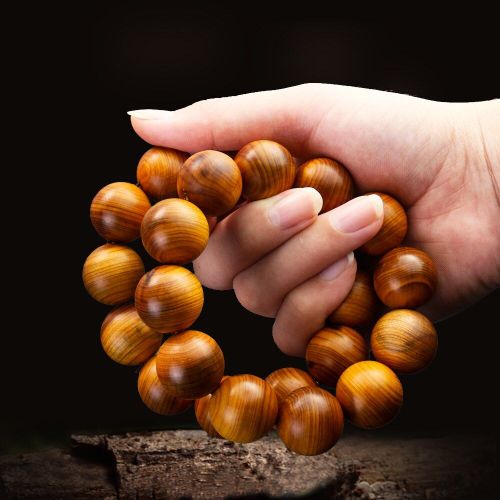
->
(328, 270), (378, 327)
(178, 151), (242, 216)
(100, 304), (162, 366)
(90, 182), (151, 242)
(360, 193), (407, 255)
(156, 330), (224, 399)
(374, 246), (437, 308)
(336, 361), (403, 429)
(371, 309), (438, 373)
(138, 356), (192, 415)
(194, 376), (230, 437)
(135, 265), (203, 333)
(294, 158), (354, 212)
(235, 140), (296, 200)
(277, 387), (344, 455)
(83, 244), (144, 305)
(306, 326), (368, 386)
(208, 374), (278, 443)
(141, 199), (209, 264)
(265, 368), (317, 404)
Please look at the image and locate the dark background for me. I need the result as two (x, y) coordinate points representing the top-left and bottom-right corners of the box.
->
(2, 4), (498, 453)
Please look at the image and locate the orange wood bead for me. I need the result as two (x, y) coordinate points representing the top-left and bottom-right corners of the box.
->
(194, 375), (230, 437)
(156, 330), (224, 399)
(265, 368), (317, 405)
(371, 309), (438, 373)
(277, 386), (344, 455)
(235, 140), (296, 200)
(135, 265), (203, 333)
(360, 192), (407, 255)
(137, 147), (189, 200)
(208, 374), (278, 443)
(138, 356), (192, 415)
(336, 361), (403, 429)
(141, 199), (209, 264)
(100, 304), (162, 366)
(306, 326), (368, 386)
(178, 151), (243, 216)
(90, 182), (151, 242)
(374, 246), (437, 308)
(294, 158), (354, 213)
(83, 244), (144, 305)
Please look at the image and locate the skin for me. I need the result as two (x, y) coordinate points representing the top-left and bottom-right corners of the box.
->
(130, 84), (500, 357)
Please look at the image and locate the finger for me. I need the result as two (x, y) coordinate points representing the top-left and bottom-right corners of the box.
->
(194, 188), (323, 290)
(233, 194), (383, 317)
(273, 254), (357, 357)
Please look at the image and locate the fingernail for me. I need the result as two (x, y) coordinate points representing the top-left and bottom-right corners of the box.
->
(320, 252), (354, 280)
(127, 109), (172, 120)
(329, 194), (383, 233)
(268, 188), (323, 229)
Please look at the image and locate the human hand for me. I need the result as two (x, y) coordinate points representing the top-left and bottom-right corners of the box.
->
(129, 84), (500, 356)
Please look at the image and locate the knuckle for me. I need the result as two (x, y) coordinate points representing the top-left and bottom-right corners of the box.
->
(233, 273), (275, 317)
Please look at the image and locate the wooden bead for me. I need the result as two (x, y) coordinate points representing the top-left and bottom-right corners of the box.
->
(208, 374), (278, 443)
(235, 140), (296, 200)
(360, 193), (407, 255)
(328, 270), (378, 327)
(83, 244), (144, 305)
(156, 330), (224, 399)
(90, 182), (151, 242)
(374, 246), (437, 308)
(135, 265), (203, 333)
(141, 199), (209, 264)
(277, 387), (344, 455)
(178, 151), (242, 216)
(265, 368), (317, 404)
(194, 376), (230, 437)
(294, 158), (354, 212)
(100, 304), (162, 366)
(138, 356), (192, 415)
(336, 361), (403, 429)
(371, 309), (438, 373)
(137, 147), (189, 200)
(306, 327), (368, 386)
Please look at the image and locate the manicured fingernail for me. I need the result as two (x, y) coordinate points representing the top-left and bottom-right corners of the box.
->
(127, 109), (172, 120)
(320, 252), (354, 281)
(268, 188), (323, 229)
(329, 194), (383, 233)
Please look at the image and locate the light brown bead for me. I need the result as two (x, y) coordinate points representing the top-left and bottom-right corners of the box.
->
(194, 376), (230, 437)
(265, 368), (317, 405)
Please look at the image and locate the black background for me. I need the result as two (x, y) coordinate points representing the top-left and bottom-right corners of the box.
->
(2, 4), (498, 453)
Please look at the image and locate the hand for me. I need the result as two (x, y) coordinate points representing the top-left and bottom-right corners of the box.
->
(130, 84), (500, 356)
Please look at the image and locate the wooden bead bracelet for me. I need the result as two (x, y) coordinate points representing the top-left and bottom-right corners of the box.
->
(83, 140), (438, 456)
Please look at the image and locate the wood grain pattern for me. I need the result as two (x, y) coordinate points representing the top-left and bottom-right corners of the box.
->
(141, 199), (209, 264)
(90, 182), (151, 242)
(277, 386), (344, 456)
(178, 151), (242, 216)
(194, 375), (230, 437)
(83, 244), (144, 305)
(156, 330), (224, 399)
(294, 158), (354, 212)
(208, 374), (278, 443)
(135, 265), (203, 333)
(100, 304), (163, 366)
(336, 360), (403, 429)
(235, 140), (296, 200)
(265, 368), (317, 405)
(374, 246), (437, 308)
(371, 309), (438, 373)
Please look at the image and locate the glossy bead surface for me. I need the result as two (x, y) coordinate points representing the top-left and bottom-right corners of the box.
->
(137, 147), (189, 200)
(265, 368), (316, 404)
(100, 304), (162, 366)
(306, 326), (368, 386)
(278, 387), (344, 455)
(90, 182), (151, 242)
(374, 246), (437, 308)
(141, 199), (209, 264)
(178, 151), (242, 216)
(156, 330), (224, 399)
(208, 375), (278, 443)
(135, 265), (203, 333)
(235, 140), (296, 200)
(83, 244), (144, 305)
(371, 309), (438, 373)
(336, 361), (403, 429)
(194, 376), (230, 437)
